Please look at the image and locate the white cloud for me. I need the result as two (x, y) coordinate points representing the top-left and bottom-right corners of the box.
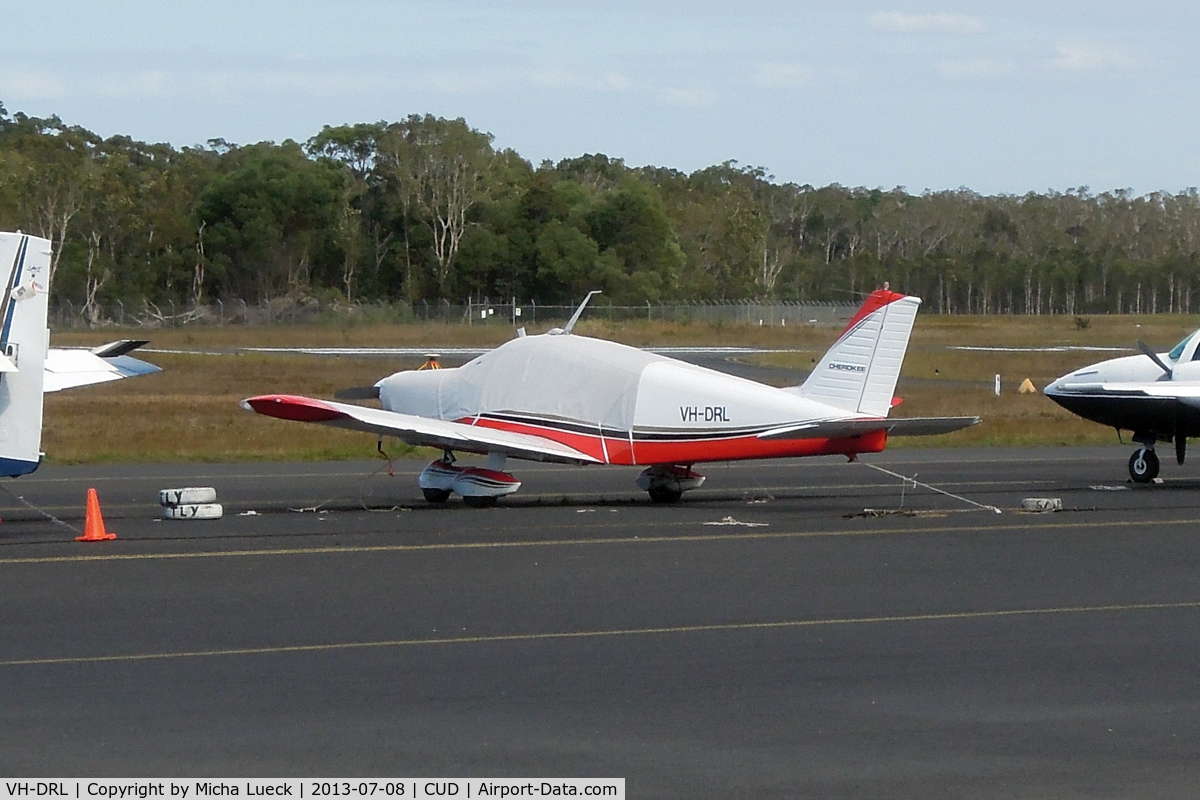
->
(413, 67), (632, 95)
(599, 71), (631, 91)
(526, 67), (632, 92)
(422, 69), (506, 94)
(938, 58), (1016, 78)
(93, 71), (173, 99)
(528, 67), (586, 89)
(661, 87), (719, 107)
(752, 63), (811, 88)
(0, 71), (66, 100)
(870, 11), (985, 34)
(191, 70), (381, 100)
(1049, 42), (1141, 72)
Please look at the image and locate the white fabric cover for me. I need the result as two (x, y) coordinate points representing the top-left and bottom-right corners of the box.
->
(384, 335), (666, 430)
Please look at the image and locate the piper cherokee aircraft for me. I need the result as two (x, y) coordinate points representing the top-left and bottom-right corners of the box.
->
(0, 231), (160, 477)
(1045, 330), (1200, 483)
(244, 287), (978, 505)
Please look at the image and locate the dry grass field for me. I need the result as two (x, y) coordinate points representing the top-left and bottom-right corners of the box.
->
(45, 313), (1197, 463)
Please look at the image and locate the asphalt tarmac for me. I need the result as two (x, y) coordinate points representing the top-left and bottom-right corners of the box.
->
(2, 446), (1199, 799)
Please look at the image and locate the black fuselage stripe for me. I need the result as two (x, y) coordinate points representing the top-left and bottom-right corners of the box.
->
(477, 413), (777, 442)
(0, 235), (27, 347)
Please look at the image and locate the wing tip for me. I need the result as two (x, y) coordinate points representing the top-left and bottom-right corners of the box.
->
(242, 394), (346, 423)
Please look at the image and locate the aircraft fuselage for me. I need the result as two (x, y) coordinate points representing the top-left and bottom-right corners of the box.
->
(376, 334), (888, 466)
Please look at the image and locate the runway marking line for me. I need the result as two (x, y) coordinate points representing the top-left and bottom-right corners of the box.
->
(2, 515), (1200, 566)
(3, 600), (1197, 668)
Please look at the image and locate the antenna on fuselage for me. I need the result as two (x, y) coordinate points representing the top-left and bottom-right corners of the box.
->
(559, 290), (602, 335)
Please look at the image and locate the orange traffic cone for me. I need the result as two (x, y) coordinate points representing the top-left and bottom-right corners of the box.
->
(76, 487), (115, 541)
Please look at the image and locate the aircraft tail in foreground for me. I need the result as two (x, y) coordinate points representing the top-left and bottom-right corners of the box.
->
(793, 287), (920, 417)
(0, 232), (51, 476)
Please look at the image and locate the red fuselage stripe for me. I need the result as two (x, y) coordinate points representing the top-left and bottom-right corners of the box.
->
(465, 416), (888, 465)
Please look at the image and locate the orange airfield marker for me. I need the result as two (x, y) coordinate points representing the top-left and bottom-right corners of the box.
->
(76, 487), (115, 542)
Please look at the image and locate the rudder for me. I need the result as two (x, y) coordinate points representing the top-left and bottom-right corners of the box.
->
(0, 232), (51, 476)
(793, 288), (921, 417)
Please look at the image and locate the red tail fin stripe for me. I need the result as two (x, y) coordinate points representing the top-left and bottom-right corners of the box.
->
(839, 289), (907, 337)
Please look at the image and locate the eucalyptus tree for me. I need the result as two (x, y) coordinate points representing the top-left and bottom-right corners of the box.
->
(0, 111), (99, 285)
(375, 115), (500, 299)
(307, 122), (388, 300)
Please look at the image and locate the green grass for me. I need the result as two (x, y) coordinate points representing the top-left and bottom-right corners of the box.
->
(45, 314), (1189, 463)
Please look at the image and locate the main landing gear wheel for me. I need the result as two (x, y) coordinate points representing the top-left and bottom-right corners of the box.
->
(647, 485), (683, 504)
(1129, 448), (1160, 483)
(422, 488), (451, 503)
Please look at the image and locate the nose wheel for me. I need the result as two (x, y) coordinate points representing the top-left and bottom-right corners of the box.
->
(1129, 448), (1159, 483)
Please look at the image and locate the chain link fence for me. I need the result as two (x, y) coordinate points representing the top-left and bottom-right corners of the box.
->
(50, 298), (857, 330)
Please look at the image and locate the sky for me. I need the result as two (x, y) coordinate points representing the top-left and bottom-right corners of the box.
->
(1, 0), (1197, 195)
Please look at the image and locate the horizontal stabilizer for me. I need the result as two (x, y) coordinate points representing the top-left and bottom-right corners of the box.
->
(758, 415), (979, 441)
(89, 339), (151, 358)
(44, 348), (162, 393)
(242, 394), (601, 465)
(880, 416), (981, 436)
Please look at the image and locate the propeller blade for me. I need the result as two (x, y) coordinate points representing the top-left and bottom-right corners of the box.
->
(1137, 340), (1173, 377)
(333, 385), (380, 400)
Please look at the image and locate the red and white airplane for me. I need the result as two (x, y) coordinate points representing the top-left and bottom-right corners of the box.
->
(243, 288), (978, 505)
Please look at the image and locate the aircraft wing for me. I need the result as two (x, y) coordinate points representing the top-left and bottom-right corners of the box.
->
(242, 394), (602, 465)
(757, 416), (980, 441)
(44, 340), (162, 393)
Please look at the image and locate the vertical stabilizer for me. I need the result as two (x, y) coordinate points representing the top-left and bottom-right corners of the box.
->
(793, 289), (921, 417)
(0, 233), (51, 476)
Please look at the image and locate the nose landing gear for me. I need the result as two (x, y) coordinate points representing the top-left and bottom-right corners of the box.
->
(1128, 447), (1160, 483)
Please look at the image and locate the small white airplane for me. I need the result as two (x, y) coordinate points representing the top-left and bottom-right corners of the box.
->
(244, 287), (977, 505)
(0, 232), (160, 478)
(1045, 331), (1200, 483)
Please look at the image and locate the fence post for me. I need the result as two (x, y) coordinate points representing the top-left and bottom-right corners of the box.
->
(216, 299), (224, 326)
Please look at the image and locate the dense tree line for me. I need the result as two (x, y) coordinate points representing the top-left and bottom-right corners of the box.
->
(1, 102), (1198, 319)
